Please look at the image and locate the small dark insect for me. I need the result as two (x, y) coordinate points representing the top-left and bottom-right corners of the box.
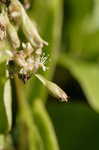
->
(0, 0), (11, 7)
(18, 73), (31, 84)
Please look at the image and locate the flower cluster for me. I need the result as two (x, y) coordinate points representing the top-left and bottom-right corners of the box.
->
(0, 0), (48, 82)
(8, 42), (48, 83)
(0, 0), (68, 101)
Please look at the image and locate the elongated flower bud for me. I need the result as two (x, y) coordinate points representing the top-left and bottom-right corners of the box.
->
(4, 13), (20, 49)
(9, 0), (48, 49)
(35, 74), (68, 102)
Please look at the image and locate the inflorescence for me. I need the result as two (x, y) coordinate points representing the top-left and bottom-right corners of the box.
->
(0, 0), (68, 101)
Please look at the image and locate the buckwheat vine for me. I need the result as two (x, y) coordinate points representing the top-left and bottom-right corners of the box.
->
(0, 0), (68, 101)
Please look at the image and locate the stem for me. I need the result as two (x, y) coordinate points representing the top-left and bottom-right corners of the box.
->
(0, 134), (5, 149)
(14, 77), (44, 150)
(0, 134), (14, 150)
(33, 99), (59, 150)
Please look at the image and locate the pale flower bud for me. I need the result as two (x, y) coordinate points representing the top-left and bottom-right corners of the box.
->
(9, 0), (48, 49)
(4, 13), (20, 49)
(22, 42), (34, 57)
(35, 74), (68, 102)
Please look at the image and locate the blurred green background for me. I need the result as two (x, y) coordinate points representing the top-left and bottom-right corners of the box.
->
(18, 0), (99, 149)
(43, 0), (99, 149)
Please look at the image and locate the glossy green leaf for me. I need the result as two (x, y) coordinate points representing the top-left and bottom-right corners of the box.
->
(59, 54), (99, 112)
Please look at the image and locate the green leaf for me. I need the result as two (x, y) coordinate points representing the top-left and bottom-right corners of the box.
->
(47, 102), (99, 150)
(59, 54), (99, 112)
(0, 62), (12, 133)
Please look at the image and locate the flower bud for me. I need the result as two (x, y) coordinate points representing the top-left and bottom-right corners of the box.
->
(4, 13), (20, 49)
(35, 74), (68, 102)
(22, 42), (34, 57)
(9, 0), (48, 49)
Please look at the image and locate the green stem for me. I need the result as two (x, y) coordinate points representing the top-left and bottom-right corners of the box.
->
(33, 99), (59, 150)
(0, 134), (14, 150)
(14, 77), (44, 150)
(0, 135), (5, 149)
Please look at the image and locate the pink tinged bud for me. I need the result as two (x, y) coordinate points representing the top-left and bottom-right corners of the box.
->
(35, 74), (68, 102)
